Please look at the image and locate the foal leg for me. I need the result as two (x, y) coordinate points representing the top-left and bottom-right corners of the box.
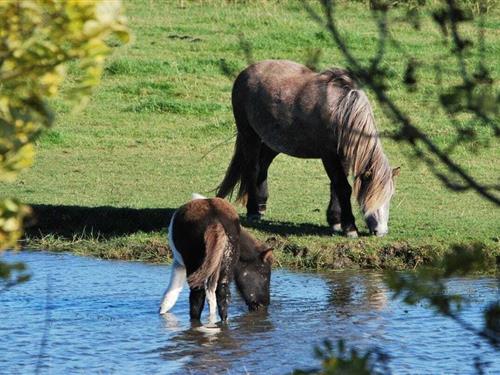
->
(189, 287), (206, 321)
(216, 266), (233, 322)
(322, 157), (358, 238)
(256, 144), (278, 215)
(206, 284), (218, 323)
(159, 260), (186, 314)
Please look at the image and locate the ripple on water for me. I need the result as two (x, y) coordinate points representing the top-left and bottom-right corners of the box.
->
(0, 251), (498, 375)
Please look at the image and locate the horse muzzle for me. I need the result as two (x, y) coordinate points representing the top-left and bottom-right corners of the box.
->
(370, 229), (388, 237)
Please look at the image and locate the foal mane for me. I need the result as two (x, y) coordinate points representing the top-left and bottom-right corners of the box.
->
(325, 68), (393, 215)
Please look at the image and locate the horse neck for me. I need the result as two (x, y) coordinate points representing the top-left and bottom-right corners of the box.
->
(239, 228), (265, 261)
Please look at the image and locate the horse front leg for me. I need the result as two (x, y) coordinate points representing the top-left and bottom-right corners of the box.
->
(326, 187), (342, 234)
(322, 157), (358, 238)
(256, 145), (278, 216)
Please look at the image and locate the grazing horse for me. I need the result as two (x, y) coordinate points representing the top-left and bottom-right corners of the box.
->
(216, 60), (399, 237)
(159, 194), (273, 322)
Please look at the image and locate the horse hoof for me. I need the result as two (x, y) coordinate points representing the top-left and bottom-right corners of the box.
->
(331, 224), (342, 233)
(247, 213), (262, 222)
(258, 204), (267, 216)
(346, 230), (358, 238)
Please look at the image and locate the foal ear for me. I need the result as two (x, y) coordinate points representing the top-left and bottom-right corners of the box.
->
(260, 248), (274, 264)
(392, 167), (401, 178)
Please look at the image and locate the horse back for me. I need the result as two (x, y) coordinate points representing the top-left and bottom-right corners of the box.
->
(232, 60), (344, 158)
(171, 198), (240, 274)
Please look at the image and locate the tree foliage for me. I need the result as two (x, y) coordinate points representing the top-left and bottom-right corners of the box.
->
(304, 0), (499, 205)
(294, 0), (498, 372)
(0, 0), (128, 252)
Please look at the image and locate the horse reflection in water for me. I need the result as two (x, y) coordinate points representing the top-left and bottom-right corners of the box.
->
(159, 194), (273, 323)
(327, 272), (387, 315)
(159, 311), (274, 374)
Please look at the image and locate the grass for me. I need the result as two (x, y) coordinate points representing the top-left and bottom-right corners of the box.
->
(4, 0), (499, 271)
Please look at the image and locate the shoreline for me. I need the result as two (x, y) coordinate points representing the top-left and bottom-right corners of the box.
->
(21, 231), (499, 273)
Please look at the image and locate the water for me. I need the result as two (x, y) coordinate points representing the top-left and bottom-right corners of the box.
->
(1, 251), (498, 375)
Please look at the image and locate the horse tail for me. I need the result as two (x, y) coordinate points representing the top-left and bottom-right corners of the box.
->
(215, 133), (249, 202)
(187, 222), (228, 290)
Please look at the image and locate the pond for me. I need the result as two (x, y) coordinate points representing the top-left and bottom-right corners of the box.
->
(1, 251), (498, 374)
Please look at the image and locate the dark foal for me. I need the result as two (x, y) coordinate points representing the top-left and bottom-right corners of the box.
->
(216, 60), (400, 237)
(159, 195), (272, 322)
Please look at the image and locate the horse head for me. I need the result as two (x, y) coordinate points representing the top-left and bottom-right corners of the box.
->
(361, 167), (400, 236)
(234, 228), (273, 311)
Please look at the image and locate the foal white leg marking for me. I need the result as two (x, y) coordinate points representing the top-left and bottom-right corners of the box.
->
(160, 212), (186, 314)
(191, 193), (207, 200)
(206, 287), (217, 323)
(159, 261), (186, 314)
(168, 212), (184, 266)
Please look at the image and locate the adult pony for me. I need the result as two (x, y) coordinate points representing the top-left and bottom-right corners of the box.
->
(216, 60), (399, 237)
(159, 194), (273, 322)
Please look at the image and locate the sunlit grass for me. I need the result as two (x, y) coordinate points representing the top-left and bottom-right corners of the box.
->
(6, 0), (499, 270)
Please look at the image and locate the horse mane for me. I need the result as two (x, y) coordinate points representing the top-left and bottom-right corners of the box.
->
(325, 68), (393, 215)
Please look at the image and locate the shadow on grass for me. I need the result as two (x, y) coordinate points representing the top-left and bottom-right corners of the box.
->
(241, 218), (338, 237)
(25, 204), (344, 239)
(26, 204), (176, 238)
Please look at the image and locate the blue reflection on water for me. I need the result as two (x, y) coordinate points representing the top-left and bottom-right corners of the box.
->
(0, 251), (498, 374)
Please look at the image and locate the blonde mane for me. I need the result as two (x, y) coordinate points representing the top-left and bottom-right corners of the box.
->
(328, 70), (393, 215)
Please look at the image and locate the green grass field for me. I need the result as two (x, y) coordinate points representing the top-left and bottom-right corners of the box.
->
(5, 0), (499, 270)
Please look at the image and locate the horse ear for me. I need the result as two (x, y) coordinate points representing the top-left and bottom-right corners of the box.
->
(392, 167), (401, 178)
(260, 248), (274, 264)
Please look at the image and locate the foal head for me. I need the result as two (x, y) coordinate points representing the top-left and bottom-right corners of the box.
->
(358, 166), (400, 236)
(234, 228), (273, 311)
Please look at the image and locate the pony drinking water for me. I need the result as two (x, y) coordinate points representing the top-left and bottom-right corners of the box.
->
(159, 195), (273, 322)
(216, 60), (399, 237)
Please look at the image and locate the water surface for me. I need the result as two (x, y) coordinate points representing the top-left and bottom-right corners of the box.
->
(1, 251), (498, 374)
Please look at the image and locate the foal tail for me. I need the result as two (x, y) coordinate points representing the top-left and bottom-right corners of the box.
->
(187, 222), (229, 290)
(215, 134), (249, 202)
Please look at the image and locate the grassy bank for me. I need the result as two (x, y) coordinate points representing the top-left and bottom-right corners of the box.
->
(6, 0), (500, 270)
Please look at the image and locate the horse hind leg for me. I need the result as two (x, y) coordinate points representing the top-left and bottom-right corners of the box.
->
(216, 236), (239, 323)
(206, 283), (218, 323)
(215, 260), (233, 322)
(230, 99), (264, 221)
(159, 261), (186, 314)
(189, 287), (206, 321)
(256, 144), (278, 216)
(214, 282), (230, 322)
